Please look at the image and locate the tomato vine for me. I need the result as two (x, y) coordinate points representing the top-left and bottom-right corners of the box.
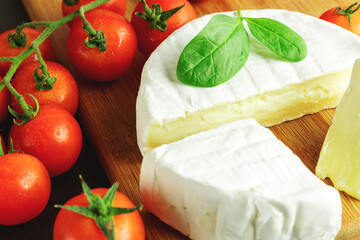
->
(0, 0), (110, 124)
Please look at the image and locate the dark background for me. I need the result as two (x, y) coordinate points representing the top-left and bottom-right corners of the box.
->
(0, 1), (111, 239)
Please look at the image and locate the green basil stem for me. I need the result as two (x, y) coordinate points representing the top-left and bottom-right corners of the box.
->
(0, 0), (110, 121)
(237, 9), (242, 19)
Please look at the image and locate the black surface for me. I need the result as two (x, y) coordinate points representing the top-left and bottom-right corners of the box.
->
(0, 1), (111, 239)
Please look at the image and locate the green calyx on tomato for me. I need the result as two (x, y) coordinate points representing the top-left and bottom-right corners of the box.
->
(80, 7), (107, 52)
(135, 0), (185, 32)
(32, 46), (57, 90)
(7, 29), (27, 48)
(34, 66), (57, 90)
(334, 2), (360, 25)
(63, 0), (80, 6)
(55, 175), (142, 240)
(8, 94), (39, 125)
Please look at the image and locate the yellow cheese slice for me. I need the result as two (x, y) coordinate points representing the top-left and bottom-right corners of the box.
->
(316, 60), (360, 200)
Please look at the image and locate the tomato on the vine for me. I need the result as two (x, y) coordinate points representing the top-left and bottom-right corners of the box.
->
(0, 77), (10, 124)
(11, 61), (79, 115)
(62, 0), (127, 26)
(53, 188), (145, 240)
(320, 3), (360, 36)
(0, 28), (56, 76)
(0, 152), (51, 225)
(67, 9), (137, 82)
(9, 105), (83, 177)
(131, 0), (197, 57)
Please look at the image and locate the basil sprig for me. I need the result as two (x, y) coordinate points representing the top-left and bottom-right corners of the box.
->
(177, 10), (308, 88)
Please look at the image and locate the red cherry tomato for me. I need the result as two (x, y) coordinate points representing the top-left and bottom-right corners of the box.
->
(0, 77), (10, 124)
(0, 152), (51, 225)
(131, 0), (197, 57)
(62, 0), (127, 26)
(53, 188), (145, 240)
(0, 28), (56, 76)
(67, 9), (137, 82)
(9, 105), (83, 177)
(320, 4), (360, 36)
(11, 61), (79, 115)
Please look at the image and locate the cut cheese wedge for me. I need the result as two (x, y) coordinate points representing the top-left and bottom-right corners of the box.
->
(140, 119), (342, 240)
(137, 9), (360, 154)
(316, 59), (360, 200)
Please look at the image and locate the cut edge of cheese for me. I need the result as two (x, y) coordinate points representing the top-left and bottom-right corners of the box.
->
(316, 59), (360, 200)
(136, 9), (360, 155)
(140, 119), (342, 240)
(141, 68), (351, 152)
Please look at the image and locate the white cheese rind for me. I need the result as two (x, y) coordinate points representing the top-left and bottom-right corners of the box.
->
(140, 119), (342, 240)
(137, 9), (360, 153)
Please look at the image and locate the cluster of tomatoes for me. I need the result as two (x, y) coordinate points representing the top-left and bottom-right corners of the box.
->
(64, 0), (198, 82)
(0, 26), (82, 227)
(0, 0), (203, 238)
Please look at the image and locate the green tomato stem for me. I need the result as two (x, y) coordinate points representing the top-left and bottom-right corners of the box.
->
(16, 21), (52, 31)
(34, 46), (48, 74)
(79, 7), (97, 36)
(0, 0), (110, 122)
(0, 135), (4, 156)
(141, 0), (154, 17)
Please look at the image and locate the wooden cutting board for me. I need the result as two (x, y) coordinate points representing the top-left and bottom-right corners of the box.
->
(21, 0), (360, 239)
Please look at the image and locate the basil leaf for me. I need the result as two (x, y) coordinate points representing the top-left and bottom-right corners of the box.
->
(177, 14), (250, 88)
(244, 17), (307, 62)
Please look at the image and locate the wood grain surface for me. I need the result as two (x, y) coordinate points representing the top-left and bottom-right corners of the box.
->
(21, 0), (360, 239)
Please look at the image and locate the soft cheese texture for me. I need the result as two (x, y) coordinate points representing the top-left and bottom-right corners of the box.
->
(316, 60), (360, 200)
(140, 119), (342, 240)
(137, 9), (360, 154)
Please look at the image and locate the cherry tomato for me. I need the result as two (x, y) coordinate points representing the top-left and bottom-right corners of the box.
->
(11, 61), (79, 115)
(0, 152), (51, 225)
(9, 105), (83, 177)
(67, 9), (137, 82)
(0, 77), (10, 124)
(53, 188), (145, 240)
(0, 28), (56, 76)
(320, 3), (360, 36)
(62, 0), (127, 26)
(131, 0), (197, 57)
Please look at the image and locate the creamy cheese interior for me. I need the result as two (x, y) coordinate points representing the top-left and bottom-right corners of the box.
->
(146, 69), (351, 151)
(316, 60), (360, 200)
